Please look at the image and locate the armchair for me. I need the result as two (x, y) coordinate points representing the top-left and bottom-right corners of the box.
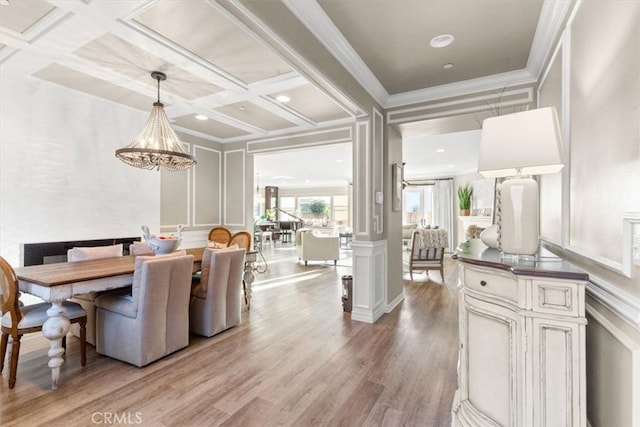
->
(95, 252), (194, 367)
(296, 228), (339, 266)
(408, 229), (448, 281)
(190, 247), (246, 337)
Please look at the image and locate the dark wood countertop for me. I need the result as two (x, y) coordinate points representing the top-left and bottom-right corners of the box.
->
(453, 239), (590, 281)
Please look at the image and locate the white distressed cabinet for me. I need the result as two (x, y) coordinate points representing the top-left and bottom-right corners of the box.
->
(451, 241), (588, 427)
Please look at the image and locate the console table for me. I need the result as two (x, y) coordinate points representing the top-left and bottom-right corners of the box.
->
(451, 239), (588, 427)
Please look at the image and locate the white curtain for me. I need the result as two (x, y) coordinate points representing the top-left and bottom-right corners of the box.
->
(433, 179), (454, 251)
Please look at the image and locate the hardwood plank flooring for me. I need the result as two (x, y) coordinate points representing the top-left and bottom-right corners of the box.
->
(1, 245), (459, 426)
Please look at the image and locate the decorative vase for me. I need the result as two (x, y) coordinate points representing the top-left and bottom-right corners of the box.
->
(460, 209), (470, 216)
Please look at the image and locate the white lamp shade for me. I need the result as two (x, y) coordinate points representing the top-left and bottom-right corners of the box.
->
(478, 107), (564, 178)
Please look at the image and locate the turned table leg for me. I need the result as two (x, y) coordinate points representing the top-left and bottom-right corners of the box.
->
(41, 301), (70, 389)
(243, 261), (255, 311)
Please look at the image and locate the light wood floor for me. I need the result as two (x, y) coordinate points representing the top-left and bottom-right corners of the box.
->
(1, 245), (460, 426)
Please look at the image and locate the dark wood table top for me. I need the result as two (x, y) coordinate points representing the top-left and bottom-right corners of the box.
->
(453, 239), (589, 281)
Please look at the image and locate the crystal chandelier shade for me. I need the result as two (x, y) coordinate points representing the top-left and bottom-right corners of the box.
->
(115, 71), (196, 172)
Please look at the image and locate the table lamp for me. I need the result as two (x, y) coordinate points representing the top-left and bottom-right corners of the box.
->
(478, 107), (564, 257)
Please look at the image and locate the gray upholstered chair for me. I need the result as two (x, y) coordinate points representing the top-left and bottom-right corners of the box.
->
(95, 252), (194, 367)
(68, 244), (123, 345)
(190, 247), (245, 337)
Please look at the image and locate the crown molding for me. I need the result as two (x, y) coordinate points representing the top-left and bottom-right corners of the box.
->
(386, 69), (536, 109)
(282, 0), (389, 106)
(526, 0), (573, 80)
(286, 0), (572, 112)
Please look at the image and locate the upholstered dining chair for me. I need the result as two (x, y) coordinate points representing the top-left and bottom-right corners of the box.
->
(67, 244), (123, 345)
(190, 247), (246, 337)
(408, 229), (448, 281)
(129, 241), (154, 257)
(95, 252), (194, 367)
(1, 256), (87, 389)
(208, 227), (232, 247)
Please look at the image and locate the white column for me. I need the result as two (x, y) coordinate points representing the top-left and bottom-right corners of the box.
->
(351, 240), (387, 323)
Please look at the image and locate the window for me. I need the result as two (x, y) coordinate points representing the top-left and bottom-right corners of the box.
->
(403, 186), (433, 226)
(333, 195), (349, 225)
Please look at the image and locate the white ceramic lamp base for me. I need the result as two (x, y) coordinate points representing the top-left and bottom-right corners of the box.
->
(496, 177), (539, 256)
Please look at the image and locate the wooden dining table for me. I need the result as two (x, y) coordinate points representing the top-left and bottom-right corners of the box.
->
(14, 247), (257, 389)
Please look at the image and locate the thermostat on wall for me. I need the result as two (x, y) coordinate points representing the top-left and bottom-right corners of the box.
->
(375, 191), (383, 204)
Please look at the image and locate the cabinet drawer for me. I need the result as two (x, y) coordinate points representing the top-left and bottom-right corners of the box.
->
(465, 267), (518, 303)
(532, 280), (582, 316)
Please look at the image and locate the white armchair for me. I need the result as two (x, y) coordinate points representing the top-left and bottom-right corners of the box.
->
(296, 228), (340, 266)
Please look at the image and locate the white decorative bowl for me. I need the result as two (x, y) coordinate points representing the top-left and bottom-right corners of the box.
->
(144, 236), (181, 255)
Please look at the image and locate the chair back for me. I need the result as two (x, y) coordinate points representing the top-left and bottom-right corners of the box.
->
(0, 256), (22, 332)
(229, 231), (251, 251)
(67, 244), (123, 261)
(129, 241), (154, 257)
(410, 229), (448, 262)
(190, 247), (246, 337)
(208, 227), (232, 246)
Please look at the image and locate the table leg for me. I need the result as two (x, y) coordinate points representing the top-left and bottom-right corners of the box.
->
(243, 261), (255, 311)
(41, 300), (70, 389)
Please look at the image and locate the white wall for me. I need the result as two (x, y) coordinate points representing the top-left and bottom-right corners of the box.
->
(0, 76), (160, 266)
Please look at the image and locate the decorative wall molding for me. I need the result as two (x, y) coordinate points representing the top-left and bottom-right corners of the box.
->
(193, 145), (222, 227)
(372, 108), (384, 235)
(587, 275), (640, 328)
(567, 213), (640, 278)
(223, 149), (246, 227)
(355, 120), (370, 237)
(586, 302), (640, 426)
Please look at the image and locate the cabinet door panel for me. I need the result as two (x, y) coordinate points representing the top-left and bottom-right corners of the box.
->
(532, 319), (583, 427)
(461, 294), (520, 426)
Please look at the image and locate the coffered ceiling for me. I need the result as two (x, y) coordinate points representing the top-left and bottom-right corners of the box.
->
(0, 0), (569, 185)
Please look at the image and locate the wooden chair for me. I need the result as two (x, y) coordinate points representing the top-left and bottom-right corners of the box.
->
(208, 227), (232, 247)
(229, 231), (252, 252)
(0, 256), (87, 389)
(408, 229), (447, 281)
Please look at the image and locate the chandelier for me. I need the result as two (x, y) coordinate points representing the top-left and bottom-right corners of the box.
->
(115, 71), (196, 171)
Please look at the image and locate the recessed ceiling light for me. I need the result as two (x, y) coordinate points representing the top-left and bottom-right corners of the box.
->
(430, 34), (454, 48)
(436, 148), (445, 153)
(443, 63), (454, 70)
(276, 95), (290, 103)
(195, 114), (208, 121)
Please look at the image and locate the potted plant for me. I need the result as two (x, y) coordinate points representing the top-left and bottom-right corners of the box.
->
(457, 184), (472, 216)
